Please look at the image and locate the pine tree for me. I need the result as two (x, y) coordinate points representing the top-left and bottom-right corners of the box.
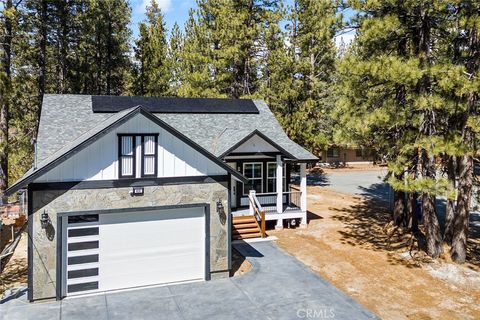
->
(177, 9), (220, 97)
(279, 0), (339, 153)
(132, 0), (169, 96)
(335, 1), (479, 261)
(0, 0), (16, 201)
(76, 0), (131, 95)
(167, 22), (184, 96)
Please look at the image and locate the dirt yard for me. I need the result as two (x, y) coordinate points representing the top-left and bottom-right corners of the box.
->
(0, 230), (27, 297)
(271, 186), (480, 320)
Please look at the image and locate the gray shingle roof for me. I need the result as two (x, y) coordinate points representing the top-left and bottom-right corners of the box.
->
(37, 94), (317, 164)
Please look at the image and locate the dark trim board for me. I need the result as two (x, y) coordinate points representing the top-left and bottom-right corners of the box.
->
(29, 175), (229, 192)
(227, 173), (232, 271)
(55, 203), (211, 300)
(27, 186), (33, 302)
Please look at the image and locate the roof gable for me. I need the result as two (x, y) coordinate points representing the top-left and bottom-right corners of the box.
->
(220, 130), (295, 159)
(6, 106), (247, 195)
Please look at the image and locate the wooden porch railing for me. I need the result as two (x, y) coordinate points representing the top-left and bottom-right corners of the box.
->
(251, 189), (302, 213)
(248, 192), (266, 238)
(284, 190), (301, 210)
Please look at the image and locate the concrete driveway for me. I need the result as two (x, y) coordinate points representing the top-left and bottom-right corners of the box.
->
(1, 242), (377, 320)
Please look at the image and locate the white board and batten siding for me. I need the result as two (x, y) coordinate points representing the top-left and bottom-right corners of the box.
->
(36, 114), (226, 182)
(232, 134), (279, 154)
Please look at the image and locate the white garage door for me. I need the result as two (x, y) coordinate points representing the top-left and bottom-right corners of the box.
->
(63, 207), (206, 296)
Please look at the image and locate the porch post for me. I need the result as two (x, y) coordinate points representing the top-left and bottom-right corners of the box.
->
(300, 163), (307, 227)
(300, 163), (307, 212)
(276, 155), (283, 214)
(275, 155), (284, 230)
(249, 190), (255, 215)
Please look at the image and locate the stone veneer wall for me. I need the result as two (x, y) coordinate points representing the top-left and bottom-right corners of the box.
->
(30, 181), (229, 300)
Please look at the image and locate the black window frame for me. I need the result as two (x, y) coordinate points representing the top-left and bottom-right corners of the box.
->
(266, 162), (286, 193)
(118, 134), (137, 178)
(242, 162), (263, 195)
(141, 134), (159, 178)
(118, 133), (159, 179)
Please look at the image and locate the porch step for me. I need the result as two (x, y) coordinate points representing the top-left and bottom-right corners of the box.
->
(234, 222), (258, 229)
(232, 215), (263, 240)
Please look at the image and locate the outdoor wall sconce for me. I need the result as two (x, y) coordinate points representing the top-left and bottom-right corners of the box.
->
(40, 210), (50, 229)
(216, 200), (226, 225)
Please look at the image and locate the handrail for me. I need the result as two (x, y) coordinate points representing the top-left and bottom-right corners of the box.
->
(248, 193), (266, 238)
(282, 191), (301, 195)
(253, 190), (301, 196)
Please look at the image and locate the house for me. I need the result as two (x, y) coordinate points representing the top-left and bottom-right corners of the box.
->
(5, 95), (317, 302)
(321, 146), (375, 166)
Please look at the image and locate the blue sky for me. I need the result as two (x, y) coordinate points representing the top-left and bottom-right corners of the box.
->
(130, 0), (197, 36)
(129, 0), (355, 45)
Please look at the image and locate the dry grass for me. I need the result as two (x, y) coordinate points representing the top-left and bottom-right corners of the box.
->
(271, 186), (480, 320)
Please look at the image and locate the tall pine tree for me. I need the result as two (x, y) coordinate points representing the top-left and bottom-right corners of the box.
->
(132, 0), (169, 96)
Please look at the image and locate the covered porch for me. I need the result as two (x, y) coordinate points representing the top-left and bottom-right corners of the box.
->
(230, 156), (308, 233)
(221, 130), (312, 239)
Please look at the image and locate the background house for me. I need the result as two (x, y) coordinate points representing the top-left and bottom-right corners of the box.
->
(320, 146), (375, 166)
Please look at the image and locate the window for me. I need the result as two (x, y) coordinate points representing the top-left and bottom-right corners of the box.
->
(142, 135), (157, 176)
(118, 134), (158, 178)
(327, 148), (339, 158)
(119, 135), (135, 177)
(355, 149), (363, 158)
(267, 162), (286, 193)
(243, 163), (263, 195)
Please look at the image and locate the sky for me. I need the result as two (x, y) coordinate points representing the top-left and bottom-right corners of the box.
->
(129, 0), (356, 46)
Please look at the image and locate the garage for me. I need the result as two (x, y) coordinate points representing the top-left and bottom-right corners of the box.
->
(61, 206), (207, 296)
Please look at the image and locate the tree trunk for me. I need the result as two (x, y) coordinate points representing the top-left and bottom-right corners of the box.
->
(407, 192), (419, 232)
(0, 0), (13, 203)
(422, 192), (443, 258)
(444, 155), (457, 245)
(393, 188), (406, 227)
(421, 153), (443, 258)
(450, 155), (473, 263)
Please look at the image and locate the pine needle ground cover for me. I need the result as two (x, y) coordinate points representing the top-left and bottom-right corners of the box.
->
(272, 186), (480, 320)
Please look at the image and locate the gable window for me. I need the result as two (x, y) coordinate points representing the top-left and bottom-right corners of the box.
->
(243, 162), (263, 195)
(118, 134), (158, 178)
(327, 148), (339, 158)
(119, 135), (135, 178)
(142, 135), (157, 176)
(267, 162), (286, 193)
